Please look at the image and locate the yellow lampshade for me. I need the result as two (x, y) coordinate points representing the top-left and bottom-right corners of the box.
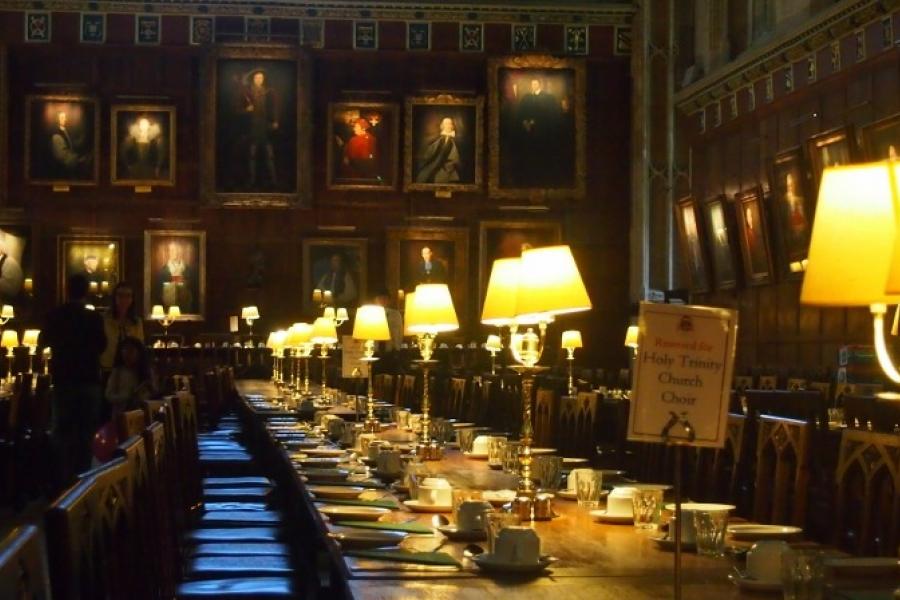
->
(481, 258), (521, 326)
(323, 307), (336, 320)
(241, 306), (260, 320)
(168, 306), (181, 319)
(561, 330), (583, 350)
(624, 325), (639, 349)
(336, 308), (349, 322)
(515, 246), (592, 323)
(265, 331), (278, 349)
(1, 330), (18, 349)
(22, 329), (40, 348)
(406, 284), (459, 335)
(151, 305), (165, 319)
(286, 322), (313, 348)
(403, 291), (416, 336)
(353, 305), (391, 341)
(802, 162), (900, 305)
(311, 317), (338, 345)
(0, 305), (14, 320)
(485, 334), (502, 352)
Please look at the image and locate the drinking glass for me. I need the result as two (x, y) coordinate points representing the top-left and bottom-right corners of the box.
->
(632, 487), (664, 530)
(574, 469), (603, 508)
(502, 441), (522, 474)
(781, 549), (825, 600)
(487, 436), (507, 469)
(485, 511), (522, 554)
(827, 407), (845, 429)
(404, 461), (431, 500)
(692, 509), (729, 557)
(532, 456), (563, 491)
(458, 427), (478, 453)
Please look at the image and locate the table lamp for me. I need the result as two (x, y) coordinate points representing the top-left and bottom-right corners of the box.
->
(286, 322), (314, 398)
(353, 304), (391, 432)
(481, 257), (521, 356)
(22, 329), (40, 374)
(561, 330), (583, 396)
(241, 306), (260, 333)
(624, 325), (639, 358)
(1, 330), (18, 384)
(800, 161), (900, 383)
(151, 305), (180, 336)
(266, 330), (286, 386)
(407, 283), (459, 460)
(312, 316), (338, 399)
(0, 305), (14, 325)
(495, 245), (591, 504)
(485, 334), (502, 375)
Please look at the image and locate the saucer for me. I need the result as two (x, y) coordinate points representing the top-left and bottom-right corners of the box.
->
(328, 529), (407, 549)
(590, 510), (632, 524)
(464, 452), (489, 460)
(403, 499), (452, 513)
(308, 485), (365, 500)
(726, 524), (803, 541)
(650, 536), (696, 552)
(557, 490), (577, 501)
(531, 448), (557, 456)
(482, 490), (517, 506)
(436, 525), (487, 542)
(473, 554), (556, 575)
(317, 505), (392, 521)
(298, 468), (350, 482)
(728, 571), (781, 592)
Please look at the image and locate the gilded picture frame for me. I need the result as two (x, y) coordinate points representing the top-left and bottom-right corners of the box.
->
(0, 47), (7, 202)
(110, 104), (176, 187)
(387, 226), (470, 323)
(25, 94), (100, 186)
(488, 55), (586, 201)
(144, 230), (206, 320)
(57, 234), (123, 309)
(0, 213), (34, 306)
(477, 219), (561, 316)
(404, 94), (483, 194)
(674, 196), (710, 294)
(806, 125), (857, 193)
(201, 45), (312, 208)
(326, 101), (399, 191)
(860, 112), (900, 160)
(301, 237), (368, 315)
(702, 195), (739, 290)
(769, 147), (814, 272)
(734, 188), (774, 286)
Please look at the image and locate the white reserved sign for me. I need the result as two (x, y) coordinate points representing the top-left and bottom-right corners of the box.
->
(627, 302), (737, 448)
(341, 336), (369, 379)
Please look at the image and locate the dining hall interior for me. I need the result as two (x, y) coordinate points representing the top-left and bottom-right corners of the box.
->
(4, 0), (900, 598)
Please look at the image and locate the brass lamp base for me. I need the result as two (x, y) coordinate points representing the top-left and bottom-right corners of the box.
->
(363, 418), (381, 433)
(415, 439), (443, 461)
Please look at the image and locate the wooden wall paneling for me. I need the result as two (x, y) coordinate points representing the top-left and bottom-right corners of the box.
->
(757, 285), (777, 341)
(776, 282), (799, 338)
(871, 62), (900, 115)
(723, 132), (742, 198)
(797, 342), (822, 369)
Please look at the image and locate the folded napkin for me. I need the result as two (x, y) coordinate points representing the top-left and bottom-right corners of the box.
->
(304, 479), (384, 489)
(346, 549), (460, 567)
(331, 520), (434, 534)
(314, 498), (399, 509)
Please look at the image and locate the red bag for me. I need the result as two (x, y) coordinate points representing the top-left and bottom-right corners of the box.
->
(92, 421), (119, 463)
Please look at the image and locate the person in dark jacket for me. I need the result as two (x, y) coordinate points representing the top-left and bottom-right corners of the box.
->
(42, 273), (106, 487)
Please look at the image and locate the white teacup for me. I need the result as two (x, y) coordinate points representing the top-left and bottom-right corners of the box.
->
(746, 541), (789, 583)
(456, 500), (492, 532)
(472, 435), (493, 456)
(418, 477), (452, 506)
(368, 440), (391, 461)
(376, 449), (403, 476)
(494, 526), (541, 565)
(606, 486), (636, 518)
(357, 433), (377, 454)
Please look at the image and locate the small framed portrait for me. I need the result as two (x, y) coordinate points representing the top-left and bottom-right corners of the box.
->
(202, 45), (312, 207)
(734, 188), (774, 286)
(302, 238), (367, 314)
(0, 221), (33, 305)
(26, 94), (99, 186)
(111, 105), (175, 187)
(701, 195), (739, 290)
(769, 147), (814, 266)
(488, 55), (586, 200)
(58, 235), (123, 309)
(674, 196), (710, 293)
(144, 230), (206, 320)
(477, 220), (561, 313)
(860, 112), (900, 160)
(387, 227), (470, 322)
(326, 101), (399, 190)
(404, 94), (483, 193)
(806, 126), (858, 192)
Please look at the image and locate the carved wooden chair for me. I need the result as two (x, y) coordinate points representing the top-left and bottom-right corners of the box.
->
(558, 391), (598, 457)
(0, 525), (51, 600)
(691, 413), (747, 504)
(397, 374), (418, 410)
(533, 388), (558, 449)
(447, 377), (468, 420)
(752, 415), (811, 527)
(0, 377), (20, 506)
(786, 377), (807, 391)
(807, 381), (832, 406)
(733, 375), (754, 392)
(758, 374), (778, 390)
(833, 429), (900, 556)
(116, 435), (156, 599)
(143, 421), (177, 597)
(116, 408), (147, 442)
(172, 393), (203, 515)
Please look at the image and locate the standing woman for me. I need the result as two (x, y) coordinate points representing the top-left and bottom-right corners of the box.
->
(101, 281), (144, 376)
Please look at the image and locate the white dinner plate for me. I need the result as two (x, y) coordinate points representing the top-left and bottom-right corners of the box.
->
(473, 554), (556, 575)
(650, 536), (696, 552)
(482, 490), (517, 506)
(327, 528), (407, 550)
(308, 485), (365, 500)
(463, 452), (489, 460)
(726, 524), (803, 541)
(403, 500), (453, 513)
(530, 448), (557, 456)
(298, 468), (350, 482)
(436, 525), (487, 542)
(303, 448), (348, 458)
(557, 490), (577, 501)
(317, 505), (392, 521)
(590, 510), (632, 524)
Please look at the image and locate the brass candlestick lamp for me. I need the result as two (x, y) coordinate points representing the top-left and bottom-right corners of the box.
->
(242, 306), (260, 335)
(561, 330), (583, 396)
(311, 317), (338, 400)
(485, 334), (502, 375)
(481, 246), (591, 509)
(151, 305), (180, 337)
(286, 322), (314, 400)
(406, 284), (459, 460)
(353, 304), (392, 433)
(266, 330), (286, 386)
(1, 330), (18, 385)
(22, 329), (40, 375)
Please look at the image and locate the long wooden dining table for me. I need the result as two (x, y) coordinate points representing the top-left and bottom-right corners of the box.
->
(234, 380), (883, 600)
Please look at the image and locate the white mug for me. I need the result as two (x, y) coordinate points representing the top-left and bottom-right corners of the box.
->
(456, 500), (492, 532)
(368, 440), (390, 461)
(494, 526), (541, 565)
(746, 541), (789, 583)
(418, 478), (452, 506)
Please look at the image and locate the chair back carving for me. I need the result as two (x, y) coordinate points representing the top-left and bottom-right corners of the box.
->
(752, 415), (811, 527)
(786, 378), (807, 391)
(448, 378), (467, 420)
(0, 525), (51, 600)
(397, 374), (417, 409)
(691, 413), (746, 503)
(733, 375), (754, 392)
(143, 421), (176, 596)
(558, 391), (598, 457)
(116, 409), (146, 442)
(115, 436), (155, 600)
(833, 429), (900, 555)
(758, 375), (778, 390)
(172, 392), (203, 514)
(533, 388), (558, 449)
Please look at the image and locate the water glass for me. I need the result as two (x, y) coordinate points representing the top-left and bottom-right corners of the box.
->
(574, 469), (603, 508)
(632, 488), (663, 530)
(487, 436), (507, 469)
(781, 549), (825, 600)
(502, 441), (522, 474)
(485, 511), (522, 554)
(692, 509), (729, 557)
(457, 427), (478, 453)
(532, 456), (563, 491)
(827, 407), (845, 429)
